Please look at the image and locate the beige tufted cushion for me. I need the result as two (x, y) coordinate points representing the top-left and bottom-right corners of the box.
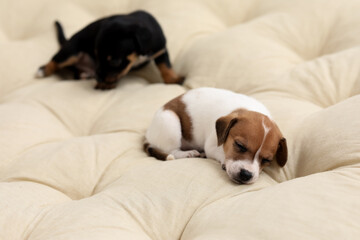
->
(1, 0), (360, 239)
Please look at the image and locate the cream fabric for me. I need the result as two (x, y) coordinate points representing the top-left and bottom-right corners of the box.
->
(1, 0), (360, 239)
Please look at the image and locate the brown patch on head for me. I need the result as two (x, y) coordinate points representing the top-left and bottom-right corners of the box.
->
(257, 120), (288, 167)
(220, 110), (264, 162)
(164, 94), (193, 142)
(217, 109), (287, 168)
(157, 63), (184, 84)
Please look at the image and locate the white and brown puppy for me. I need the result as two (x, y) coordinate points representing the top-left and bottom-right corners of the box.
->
(144, 87), (287, 184)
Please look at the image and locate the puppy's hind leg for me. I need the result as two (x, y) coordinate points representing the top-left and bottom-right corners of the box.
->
(145, 109), (201, 160)
(36, 52), (80, 78)
(145, 109), (183, 160)
(154, 50), (184, 85)
(36, 22), (79, 79)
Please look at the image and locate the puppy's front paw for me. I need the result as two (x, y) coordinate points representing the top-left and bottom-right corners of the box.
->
(95, 82), (117, 90)
(163, 75), (185, 85)
(80, 72), (95, 80)
(186, 150), (201, 158)
(169, 150), (202, 159)
(166, 154), (175, 160)
(199, 152), (207, 158)
(174, 76), (185, 85)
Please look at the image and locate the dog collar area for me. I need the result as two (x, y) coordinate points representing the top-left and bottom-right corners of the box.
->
(133, 48), (166, 67)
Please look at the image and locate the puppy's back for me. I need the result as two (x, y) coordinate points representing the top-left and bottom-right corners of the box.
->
(180, 87), (270, 146)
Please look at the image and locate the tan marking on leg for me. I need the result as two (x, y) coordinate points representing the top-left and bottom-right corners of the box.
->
(157, 63), (184, 84)
(42, 61), (58, 76)
(58, 55), (80, 68)
(38, 54), (80, 78)
(151, 48), (166, 60)
(116, 53), (138, 79)
(96, 53), (139, 90)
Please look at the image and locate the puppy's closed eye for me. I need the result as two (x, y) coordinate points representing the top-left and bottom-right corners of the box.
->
(234, 141), (247, 153)
(261, 158), (271, 165)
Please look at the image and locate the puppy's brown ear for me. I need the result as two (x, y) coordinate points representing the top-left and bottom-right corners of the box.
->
(276, 138), (288, 167)
(216, 116), (238, 146)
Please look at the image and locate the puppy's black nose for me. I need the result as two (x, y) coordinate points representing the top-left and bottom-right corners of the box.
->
(239, 169), (253, 182)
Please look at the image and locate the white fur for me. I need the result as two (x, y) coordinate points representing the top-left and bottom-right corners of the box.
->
(254, 118), (271, 162)
(145, 87), (272, 182)
(146, 109), (182, 153)
(133, 55), (150, 68)
(35, 68), (45, 78)
(133, 48), (166, 68)
(181, 88), (270, 152)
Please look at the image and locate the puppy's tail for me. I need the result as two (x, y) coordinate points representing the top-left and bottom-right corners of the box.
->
(144, 142), (172, 161)
(54, 20), (66, 46)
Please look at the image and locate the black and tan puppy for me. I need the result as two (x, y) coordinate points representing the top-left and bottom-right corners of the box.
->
(36, 10), (184, 90)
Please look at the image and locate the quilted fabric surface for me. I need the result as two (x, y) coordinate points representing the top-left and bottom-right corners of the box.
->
(1, 0), (360, 239)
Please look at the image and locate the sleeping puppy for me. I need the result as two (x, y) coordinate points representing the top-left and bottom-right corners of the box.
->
(144, 87), (288, 184)
(36, 10), (184, 90)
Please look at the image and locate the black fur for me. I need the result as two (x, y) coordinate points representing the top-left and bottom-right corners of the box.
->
(144, 143), (168, 160)
(39, 10), (180, 89)
(55, 21), (66, 46)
